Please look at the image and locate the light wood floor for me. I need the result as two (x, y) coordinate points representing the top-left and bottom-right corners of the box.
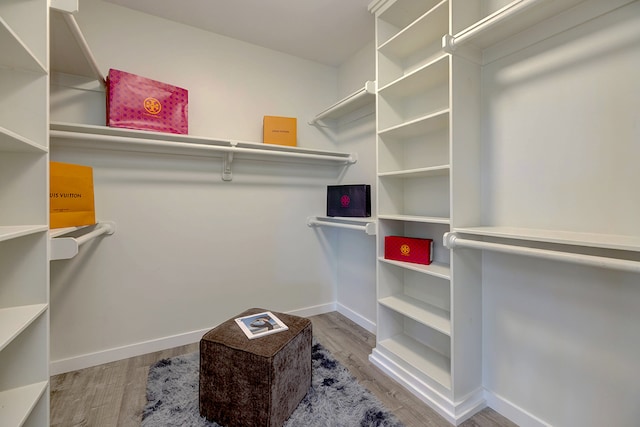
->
(50, 311), (517, 427)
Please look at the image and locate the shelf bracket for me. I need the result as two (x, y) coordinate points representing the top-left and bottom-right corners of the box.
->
(443, 231), (457, 249)
(222, 152), (234, 181)
(442, 34), (456, 54)
(50, 221), (116, 261)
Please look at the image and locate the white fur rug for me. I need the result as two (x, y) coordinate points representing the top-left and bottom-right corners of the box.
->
(142, 341), (404, 427)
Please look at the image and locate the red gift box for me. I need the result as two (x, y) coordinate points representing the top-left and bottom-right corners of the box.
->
(107, 69), (188, 134)
(384, 236), (433, 265)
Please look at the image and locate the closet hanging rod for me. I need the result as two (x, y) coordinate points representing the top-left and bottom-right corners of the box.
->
(75, 222), (114, 245)
(443, 0), (538, 49)
(50, 130), (356, 164)
(310, 111), (375, 129)
(307, 217), (376, 235)
(50, 221), (116, 261)
(308, 81), (376, 125)
(61, 12), (107, 86)
(444, 232), (640, 273)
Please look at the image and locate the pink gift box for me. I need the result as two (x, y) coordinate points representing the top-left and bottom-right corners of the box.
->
(107, 69), (188, 134)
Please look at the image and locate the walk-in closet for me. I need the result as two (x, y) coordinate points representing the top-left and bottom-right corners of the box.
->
(1, 0), (638, 426)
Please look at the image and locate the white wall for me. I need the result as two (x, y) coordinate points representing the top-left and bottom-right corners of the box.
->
(334, 41), (377, 331)
(480, 3), (640, 426)
(49, 0), (376, 373)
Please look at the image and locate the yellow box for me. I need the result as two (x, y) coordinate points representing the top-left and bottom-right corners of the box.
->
(50, 161), (96, 229)
(263, 116), (297, 146)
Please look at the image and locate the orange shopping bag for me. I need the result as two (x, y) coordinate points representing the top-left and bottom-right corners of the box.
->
(50, 162), (96, 229)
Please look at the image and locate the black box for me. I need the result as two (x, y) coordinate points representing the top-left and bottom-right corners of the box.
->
(327, 185), (371, 217)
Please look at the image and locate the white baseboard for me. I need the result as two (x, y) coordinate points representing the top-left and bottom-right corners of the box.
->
(287, 302), (336, 318)
(50, 302), (338, 375)
(485, 390), (552, 427)
(50, 327), (209, 376)
(336, 303), (376, 334)
(367, 347), (552, 427)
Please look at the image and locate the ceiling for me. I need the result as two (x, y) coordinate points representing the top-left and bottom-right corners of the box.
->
(104, 0), (375, 67)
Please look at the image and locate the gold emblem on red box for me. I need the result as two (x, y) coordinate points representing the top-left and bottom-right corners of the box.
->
(143, 97), (162, 115)
(400, 244), (410, 256)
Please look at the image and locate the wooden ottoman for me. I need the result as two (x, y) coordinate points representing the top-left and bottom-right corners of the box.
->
(199, 308), (312, 427)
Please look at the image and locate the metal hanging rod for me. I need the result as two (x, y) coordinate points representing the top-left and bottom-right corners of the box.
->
(308, 81), (376, 126)
(443, 0), (539, 51)
(50, 221), (116, 261)
(307, 217), (376, 235)
(444, 232), (640, 273)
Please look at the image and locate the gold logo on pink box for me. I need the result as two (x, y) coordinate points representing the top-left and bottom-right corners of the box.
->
(143, 97), (162, 115)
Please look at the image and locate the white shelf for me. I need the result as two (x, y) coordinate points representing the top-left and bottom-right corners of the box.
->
(0, 226), (48, 243)
(379, 335), (451, 389)
(0, 305), (48, 353)
(378, 54), (449, 97)
(0, 17), (46, 73)
(309, 81), (375, 126)
(446, 0), (587, 51)
(453, 226), (640, 253)
(377, 214), (450, 225)
(378, 257), (451, 280)
(0, 381), (48, 427)
(50, 122), (354, 162)
(378, 0), (447, 58)
(378, 165), (449, 179)
(0, 126), (48, 153)
(50, 122), (356, 181)
(0, 0), (49, 424)
(372, 0), (442, 40)
(443, 0), (632, 65)
(49, 225), (91, 239)
(379, 295), (451, 335)
(379, 109), (449, 139)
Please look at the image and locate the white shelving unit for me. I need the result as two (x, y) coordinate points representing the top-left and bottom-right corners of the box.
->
(369, 0), (638, 424)
(369, 0), (483, 423)
(0, 0), (50, 425)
